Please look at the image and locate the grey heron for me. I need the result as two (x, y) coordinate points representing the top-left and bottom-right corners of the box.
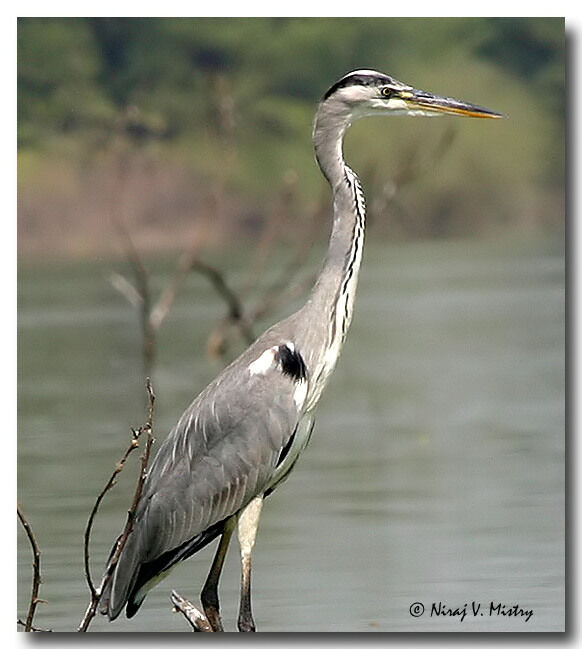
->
(100, 69), (502, 631)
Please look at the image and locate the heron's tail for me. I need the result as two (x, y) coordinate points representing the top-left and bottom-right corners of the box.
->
(100, 518), (228, 620)
(99, 531), (143, 620)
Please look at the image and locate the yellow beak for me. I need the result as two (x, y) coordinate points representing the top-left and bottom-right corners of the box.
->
(399, 89), (505, 119)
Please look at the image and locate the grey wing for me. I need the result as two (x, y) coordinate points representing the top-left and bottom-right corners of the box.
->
(139, 361), (301, 560)
(102, 345), (303, 618)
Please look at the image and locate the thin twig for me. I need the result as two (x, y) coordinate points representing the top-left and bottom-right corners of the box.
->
(249, 272), (316, 324)
(245, 210), (320, 324)
(115, 222), (155, 379)
(17, 619), (52, 632)
(170, 591), (213, 632)
(112, 221), (209, 377)
(206, 194), (324, 361)
(150, 238), (205, 331)
(129, 379), (156, 516)
(17, 504), (45, 632)
(193, 260), (255, 344)
(78, 379), (156, 632)
(252, 188), (321, 307)
(239, 172), (298, 299)
(82, 428), (141, 599)
(108, 272), (143, 308)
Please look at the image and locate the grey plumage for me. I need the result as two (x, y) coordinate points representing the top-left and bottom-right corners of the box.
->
(101, 322), (309, 619)
(99, 69), (502, 629)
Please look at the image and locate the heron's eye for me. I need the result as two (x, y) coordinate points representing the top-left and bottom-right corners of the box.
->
(380, 87), (393, 98)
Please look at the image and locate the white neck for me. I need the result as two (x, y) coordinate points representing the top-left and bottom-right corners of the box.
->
(299, 101), (366, 407)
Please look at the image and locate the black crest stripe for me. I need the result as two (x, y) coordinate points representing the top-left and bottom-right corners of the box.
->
(323, 71), (395, 100)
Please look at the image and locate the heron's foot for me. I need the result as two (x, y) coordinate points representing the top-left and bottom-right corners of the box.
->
(203, 605), (224, 632)
(237, 612), (256, 632)
(201, 584), (226, 632)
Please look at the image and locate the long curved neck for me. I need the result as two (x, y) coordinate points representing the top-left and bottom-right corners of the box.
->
(298, 102), (366, 401)
(311, 103), (366, 320)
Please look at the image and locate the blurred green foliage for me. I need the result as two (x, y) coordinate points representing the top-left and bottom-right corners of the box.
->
(17, 17), (565, 250)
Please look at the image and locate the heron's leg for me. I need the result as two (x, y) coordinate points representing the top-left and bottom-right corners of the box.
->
(237, 495), (263, 631)
(236, 495), (264, 632)
(201, 517), (235, 632)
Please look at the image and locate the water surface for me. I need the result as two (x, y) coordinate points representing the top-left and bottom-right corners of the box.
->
(18, 235), (565, 632)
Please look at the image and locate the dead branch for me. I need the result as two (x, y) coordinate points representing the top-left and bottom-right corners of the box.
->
(249, 271), (316, 324)
(171, 591), (213, 632)
(150, 236), (207, 331)
(193, 260), (255, 345)
(205, 190), (325, 361)
(78, 379), (156, 632)
(82, 427), (141, 600)
(115, 222), (156, 379)
(109, 153), (315, 368)
(239, 170), (299, 298)
(17, 619), (52, 632)
(108, 271), (142, 308)
(393, 126), (456, 190)
(17, 504), (46, 632)
(369, 127), (457, 233)
(245, 199), (322, 324)
(111, 219), (209, 380)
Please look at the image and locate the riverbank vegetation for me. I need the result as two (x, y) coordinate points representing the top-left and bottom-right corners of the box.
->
(18, 18), (564, 258)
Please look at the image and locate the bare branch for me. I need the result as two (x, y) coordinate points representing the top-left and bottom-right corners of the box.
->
(150, 232), (206, 331)
(239, 172), (298, 298)
(249, 271), (316, 324)
(124, 379), (156, 519)
(114, 222), (155, 379)
(171, 591), (213, 632)
(192, 260), (255, 345)
(245, 205), (320, 324)
(82, 428), (141, 599)
(108, 271), (143, 308)
(78, 379), (156, 632)
(17, 505), (45, 632)
(17, 619), (52, 632)
(217, 187), (324, 351)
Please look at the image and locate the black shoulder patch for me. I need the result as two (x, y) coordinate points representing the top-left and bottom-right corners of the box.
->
(276, 344), (307, 383)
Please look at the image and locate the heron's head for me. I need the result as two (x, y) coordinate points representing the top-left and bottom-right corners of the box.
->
(321, 69), (504, 121)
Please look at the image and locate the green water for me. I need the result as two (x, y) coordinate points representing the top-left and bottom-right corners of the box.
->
(18, 235), (565, 632)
